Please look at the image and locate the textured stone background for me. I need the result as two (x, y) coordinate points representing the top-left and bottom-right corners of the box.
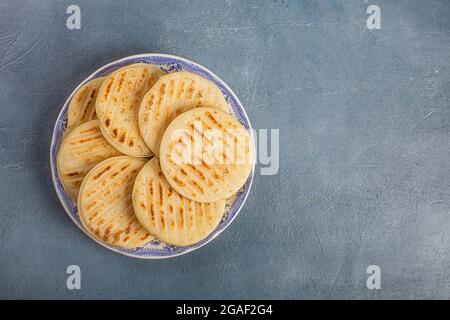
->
(0, 0), (449, 299)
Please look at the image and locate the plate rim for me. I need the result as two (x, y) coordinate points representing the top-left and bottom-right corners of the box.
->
(49, 53), (255, 259)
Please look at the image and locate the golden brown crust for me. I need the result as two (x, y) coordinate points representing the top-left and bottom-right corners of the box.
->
(77, 156), (153, 248)
(159, 107), (253, 202)
(96, 64), (165, 157)
(57, 120), (122, 200)
(138, 71), (229, 157)
(67, 77), (105, 134)
(132, 158), (225, 246)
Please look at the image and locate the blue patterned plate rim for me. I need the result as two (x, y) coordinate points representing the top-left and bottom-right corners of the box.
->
(50, 53), (255, 259)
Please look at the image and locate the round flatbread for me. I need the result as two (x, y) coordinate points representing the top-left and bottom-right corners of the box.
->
(77, 156), (153, 248)
(96, 63), (165, 157)
(138, 71), (229, 157)
(57, 119), (122, 201)
(132, 158), (225, 246)
(66, 77), (105, 134)
(159, 107), (254, 202)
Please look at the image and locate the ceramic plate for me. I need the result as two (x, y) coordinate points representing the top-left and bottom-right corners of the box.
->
(50, 53), (255, 258)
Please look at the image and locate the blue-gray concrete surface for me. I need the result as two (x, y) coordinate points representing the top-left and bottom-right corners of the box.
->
(0, 0), (449, 299)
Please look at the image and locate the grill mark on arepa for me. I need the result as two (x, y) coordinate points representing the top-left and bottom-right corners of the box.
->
(184, 164), (209, 191)
(85, 179), (131, 226)
(88, 104), (97, 121)
(187, 201), (195, 230)
(65, 171), (80, 177)
(194, 87), (204, 107)
(123, 68), (145, 148)
(179, 195), (185, 231)
(66, 139), (109, 155)
(116, 71), (127, 92)
(189, 123), (213, 144)
(93, 164), (112, 180)
(172, 176), (185, 187)
(197, 202), (204, 226)
(85, 184), (132, 222)
(102, 225), (112, 242)
(85, 161), (133, 200)
(169, 202), (176, 230)
(158, 180), (164, 207)
(167, 186), (173, 197)
(147, 177), (156, 227)
(149, 170), (159, 231)
(104, 72), (124, 142)
(168, 79), (175, 97)
(126, 67), (157, 151)
(119, 132), (126, 143)
(149, 202), (155, 228)
(177, 78), (186, 99)
(186, 80), (196, 99)
(79, 88), (97, 124)
(126, 224), (151, 245)
(155, 82), (166, 121)
(146, 73), (157, 88)
(69, 134), (103, 145)
(161, 82), (172, 125)
(142, 93), (154, 128)
(78, 126), (97, 134)
(101, 77), (115, 103)
(198, 113), (227, 137)
(102, 204), (135, 238)
(113, 229), (124, 242)
(204, 111), (223, 129)
(160, 210), (166, 231)
(115, 70), (137, 147)
(66, 144), (118, 162)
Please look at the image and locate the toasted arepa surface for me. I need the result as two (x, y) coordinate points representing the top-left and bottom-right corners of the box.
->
(57, 119), (122, 200)
(96, 63), (165, 157)
(138, 71), (229, 156)
(77, 156), (153, 248)
(66, 77), (105, 134)
(159, 107), (254, 202)
(132, 158), (225, 246)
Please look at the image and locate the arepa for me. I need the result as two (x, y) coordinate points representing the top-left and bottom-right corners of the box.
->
(138, 71), (229, 156)
(66, 77), (105, 134)
(77, 156), (153, 248)
(159, 107), (254, 203)
(132, 158), (225, 246)
(57, 119), (122, 200)
(96, 63), (165, 157)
